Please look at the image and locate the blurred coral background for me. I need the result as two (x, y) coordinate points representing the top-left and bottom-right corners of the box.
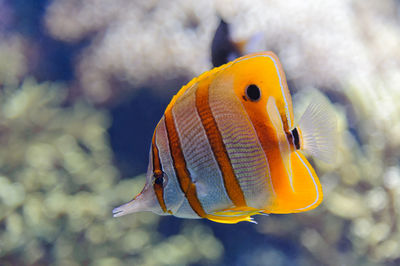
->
(1, 0), (400, 265)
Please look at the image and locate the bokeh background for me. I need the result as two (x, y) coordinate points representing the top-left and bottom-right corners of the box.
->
(1, 0), (400, 265)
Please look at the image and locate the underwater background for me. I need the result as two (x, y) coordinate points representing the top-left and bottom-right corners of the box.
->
(1, 0), (400, 265)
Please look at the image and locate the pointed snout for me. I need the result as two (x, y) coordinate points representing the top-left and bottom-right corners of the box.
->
(112, 184), (159, 217)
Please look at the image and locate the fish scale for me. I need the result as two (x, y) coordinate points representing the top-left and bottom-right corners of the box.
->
(112, 52), (336, 224)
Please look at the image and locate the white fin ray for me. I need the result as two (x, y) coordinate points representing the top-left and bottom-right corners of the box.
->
(297, 100), (337, 164)
(267, 97), (294, 192)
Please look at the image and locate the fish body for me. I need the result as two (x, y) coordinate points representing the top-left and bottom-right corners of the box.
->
(113, 52), (336, 224)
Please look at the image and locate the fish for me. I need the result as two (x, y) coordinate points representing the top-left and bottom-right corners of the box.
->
(112, 52), (336, 224)
(211, 18), (266, 67)
(211, 19), (241, 67)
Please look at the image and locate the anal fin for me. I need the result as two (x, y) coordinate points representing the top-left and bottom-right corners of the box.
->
(206, 206), (263, 224)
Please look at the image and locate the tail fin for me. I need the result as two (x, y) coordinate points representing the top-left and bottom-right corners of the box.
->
(297, 101), (337, 164)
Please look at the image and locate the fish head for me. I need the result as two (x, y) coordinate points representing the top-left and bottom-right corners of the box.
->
(222, 52), (293, 131)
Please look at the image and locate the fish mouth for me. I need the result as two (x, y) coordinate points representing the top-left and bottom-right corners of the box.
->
(112, 186), (157, 217)
(111, 197), (142, 218)
(112, 207), (125, 217)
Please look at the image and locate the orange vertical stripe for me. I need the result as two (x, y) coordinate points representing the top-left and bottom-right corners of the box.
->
(151, 133), (169, 213)
(195, 82), (247, 207)
(242, 102), (294, 207)
(163, 111), (207, 218)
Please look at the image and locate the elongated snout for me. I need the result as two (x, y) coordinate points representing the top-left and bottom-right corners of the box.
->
(112, 184), (159, 217)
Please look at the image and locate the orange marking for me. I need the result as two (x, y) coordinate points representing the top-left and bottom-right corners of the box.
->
(226, 53), (321, 212)
(163, 110), (206, 218)
(261, 151), (322, 213)
(195, 81), (247, 207)
(151, 133), (169, 213)
(240, 99), (315, 212)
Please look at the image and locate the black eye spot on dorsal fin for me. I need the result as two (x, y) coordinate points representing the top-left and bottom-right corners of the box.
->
(154, 176), (163, 185)
(246, 84), (261, 101)
(153, 170), (164, 186)
(291, 128), (300, 150)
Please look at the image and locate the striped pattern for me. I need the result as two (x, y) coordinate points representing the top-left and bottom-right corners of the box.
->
(149, 52), (320, 219)
(164, 103), (207, 218)
(153, 61), (274, 215)
(155, 117), (199, 218)
(154, 71), (272, 215)
(172, 83), (233, 213)
(151, 132), (169, 213)
(114, 52), (323, 223)
(208, 76), (271, 208)
(195, 81), (247, 207)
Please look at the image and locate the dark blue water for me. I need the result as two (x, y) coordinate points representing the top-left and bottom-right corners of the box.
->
(8, 0), (87, 82)
(5, 2), (301, 264)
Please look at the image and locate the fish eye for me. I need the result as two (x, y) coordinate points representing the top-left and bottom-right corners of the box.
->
(154, 176), (163, 185)
(153, 170), (167, 187)
(245, 84), (261, 101)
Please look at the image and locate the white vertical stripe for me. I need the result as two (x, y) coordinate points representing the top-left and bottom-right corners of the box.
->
(209, 77), (272, 209)
(155, 117), (199, 218)
(172, 83), (233, 213)
(266, 96), (294, 192)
